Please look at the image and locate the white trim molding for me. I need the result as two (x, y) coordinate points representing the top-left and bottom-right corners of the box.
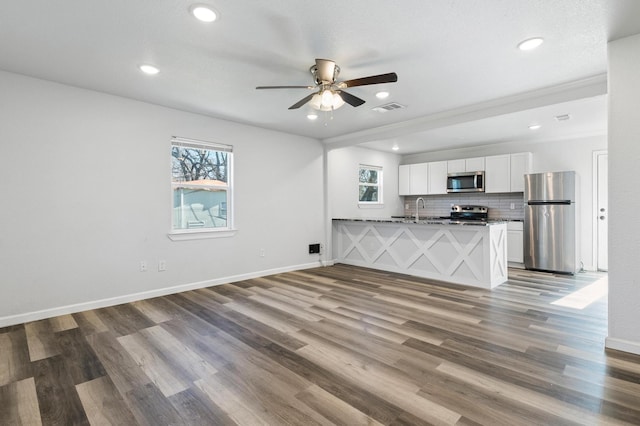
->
(605, 337), (640, 356)
(0, 262), (325, 328)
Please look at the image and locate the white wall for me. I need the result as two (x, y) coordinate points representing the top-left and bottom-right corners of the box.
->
(0, 70), (325, 326)
(401, 134), (607, 271)
(607, 33), (640, 355)
(327, 146), (404, 219)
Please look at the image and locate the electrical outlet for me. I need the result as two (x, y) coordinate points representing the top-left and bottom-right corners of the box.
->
(405, 203), (409, 209)
(139, 261), (147, 272)
(510, 203), (515, 210)
(259, 248), (266, 257)
(158, 260), (166, 272)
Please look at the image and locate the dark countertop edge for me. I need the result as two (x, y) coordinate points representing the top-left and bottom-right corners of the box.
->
(332, 218), (509, 226)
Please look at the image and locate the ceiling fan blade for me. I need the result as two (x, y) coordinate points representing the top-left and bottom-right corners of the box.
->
(315, 59), (337, 83)
(288, 93), (316, 109)
(256, 85), (315, 89)
(341, 72), (398, 88)
(338, 90), (365, 107)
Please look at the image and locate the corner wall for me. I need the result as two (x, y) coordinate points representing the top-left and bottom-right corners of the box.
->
(327, 146), (404, 219)
(607, 33), (640, 355)
(0, 70), (326, 326)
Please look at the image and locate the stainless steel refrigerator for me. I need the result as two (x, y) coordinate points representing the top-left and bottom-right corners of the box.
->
(524, 171), (576, 274)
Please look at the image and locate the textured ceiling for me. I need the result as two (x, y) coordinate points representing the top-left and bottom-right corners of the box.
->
(1, 1), (639, 153)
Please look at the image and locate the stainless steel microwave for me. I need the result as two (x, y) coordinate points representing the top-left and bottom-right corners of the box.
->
(447, 171), (485, 193)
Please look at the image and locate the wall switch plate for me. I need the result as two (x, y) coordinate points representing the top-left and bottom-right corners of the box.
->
(158, 260), (166, 271)
(139, 261), (147, 272)
(259, 248), (265, 257)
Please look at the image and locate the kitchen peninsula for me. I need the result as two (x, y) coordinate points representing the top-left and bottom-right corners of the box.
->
(332, 218), (507, 289)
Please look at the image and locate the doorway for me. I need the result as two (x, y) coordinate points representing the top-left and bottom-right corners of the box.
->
(593, 150), (608, 271)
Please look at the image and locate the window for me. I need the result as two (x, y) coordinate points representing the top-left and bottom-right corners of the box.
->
(359, 164), (383, 204)
(171, 137), (232, 234)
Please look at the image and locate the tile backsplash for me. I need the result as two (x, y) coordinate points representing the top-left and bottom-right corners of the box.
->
(404, 192), (525, 220)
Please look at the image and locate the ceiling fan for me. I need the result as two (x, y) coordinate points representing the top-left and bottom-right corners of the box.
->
(256, 58), (398, 111)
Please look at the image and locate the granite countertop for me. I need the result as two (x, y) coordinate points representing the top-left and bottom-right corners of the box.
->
(332, 217), (508, 226)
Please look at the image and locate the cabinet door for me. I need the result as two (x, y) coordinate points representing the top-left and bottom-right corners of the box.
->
(447, 159), (465, 173)
(507, 230), (524, 262)
(398, 165), (411, 195)
(428, 161), (448, 194)
(510, 152), (532, 192)
(485, 154), (510, 193)
(410, 163), (429, 195)
(465, 157), (485, 172)
(507, 222), (524, 263)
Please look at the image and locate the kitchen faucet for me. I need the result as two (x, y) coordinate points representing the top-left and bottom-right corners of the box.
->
(415, 197), (426, 221)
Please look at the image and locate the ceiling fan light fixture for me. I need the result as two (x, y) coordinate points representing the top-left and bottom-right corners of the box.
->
(518, 37), (544, 51)
(310, 90), (345, 111)
(321, 90), (334, 107)
(190, 4), (218, 22)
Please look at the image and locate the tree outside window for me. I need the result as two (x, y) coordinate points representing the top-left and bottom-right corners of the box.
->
(359, 165), (383, 204)
(171, 137), (232, 232)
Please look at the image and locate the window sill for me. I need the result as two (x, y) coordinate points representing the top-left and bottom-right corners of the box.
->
(358, 204), (384, 209)
(167, 229), (237, 241)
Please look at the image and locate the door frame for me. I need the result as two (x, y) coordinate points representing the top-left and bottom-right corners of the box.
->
(592, 149), (608, 271)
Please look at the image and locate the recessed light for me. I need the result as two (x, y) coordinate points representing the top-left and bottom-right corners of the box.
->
(307, 114), (318, 120)
(138, 64), (160, 75)
(528, 124), (541, 130)
(376, 91), (390, 99)
(518, 37), (544, 51)
(190, 4), (218, 22)
(392, 145), (399, 151)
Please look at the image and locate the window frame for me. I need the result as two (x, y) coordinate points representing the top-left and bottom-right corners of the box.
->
(168, 136), (235, 240)
(358, 164), (384, 207)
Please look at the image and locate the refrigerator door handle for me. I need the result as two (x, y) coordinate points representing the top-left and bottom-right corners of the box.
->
(527, 200), (572, 206)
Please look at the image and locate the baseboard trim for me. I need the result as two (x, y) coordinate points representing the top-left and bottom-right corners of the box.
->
(605, 337), (640, 356)
(0, 261), (326, 328)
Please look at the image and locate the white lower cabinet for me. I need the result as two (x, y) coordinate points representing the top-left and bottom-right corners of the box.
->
(507, 221), (524, 265)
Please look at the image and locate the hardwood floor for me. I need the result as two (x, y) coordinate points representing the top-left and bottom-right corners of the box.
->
(1, 265), (639, 425)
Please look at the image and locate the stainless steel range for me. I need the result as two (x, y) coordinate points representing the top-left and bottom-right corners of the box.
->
(449, 205), (488, 223)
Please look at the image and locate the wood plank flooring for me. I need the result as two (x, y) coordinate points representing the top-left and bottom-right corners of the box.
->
(1, 265), (639, 425)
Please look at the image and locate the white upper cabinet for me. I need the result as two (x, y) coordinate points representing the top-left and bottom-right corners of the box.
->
(447, 159), (465, 173)
(399, 161), (447, 195)
(410, 163), (429, 195)
(465, 157), (485, 172)
(398, 164), (411, 195)
(485, 152), (532, 193)
(447, 157), (485, 173)
(510, 152), (533, 193)
(402, 152), (531, 196)
(428, 161), (448, 194)
(485, 154), (511, 193)
(399, 163), (429, 195)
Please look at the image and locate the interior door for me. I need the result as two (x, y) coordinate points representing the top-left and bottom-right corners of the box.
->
(597, 153), (608, 271)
